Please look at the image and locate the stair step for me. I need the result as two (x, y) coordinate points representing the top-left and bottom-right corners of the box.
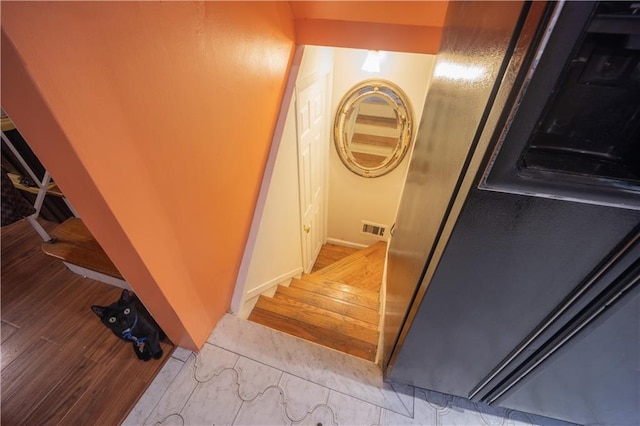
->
(311, 244), (359, 273)
(253, 296), (378, 340)
(311, 242), (386, 292)
(265, 294), (377, 334)
(249, 307), (376, 362)
(289, 278), (379, 310)
(41, 218), (123, 280)
(274, 286), (379, 325)
(248, 297), (377, 361)
(314, 241), (386, 276)
(246, 242), (387, 362)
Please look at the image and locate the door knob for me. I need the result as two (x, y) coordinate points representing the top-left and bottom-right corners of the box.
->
(303, 225), (311, 233)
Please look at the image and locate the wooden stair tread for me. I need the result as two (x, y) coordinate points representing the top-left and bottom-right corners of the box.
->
(248, 307), (376, 361)
(289, 278), (379, 310)
(272, 291), (378, 330)
(311, 266), (383, 293)
(252, 296), (378, 342)
(302, 272), (382, 294)
(248, 241), (386, 362)
(42, 218), (123, 280)
(311, 242), (386, 291)
(313, 241), (387, 284)
(314, 241), (386, 275)
(274, 286), (379, 325)
(311, 244), (359, 272)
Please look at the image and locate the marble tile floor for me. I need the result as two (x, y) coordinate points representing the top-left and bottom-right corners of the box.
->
(124, 314), (577, 426)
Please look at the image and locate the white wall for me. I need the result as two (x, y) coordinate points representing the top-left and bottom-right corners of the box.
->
(242, 95), (303, 299)
(233, 46), (432, 316)
(328, 48), (435, 247)
(235, 46), (334, 316)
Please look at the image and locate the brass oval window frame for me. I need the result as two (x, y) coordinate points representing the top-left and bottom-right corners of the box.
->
(333, 79), (414, 178)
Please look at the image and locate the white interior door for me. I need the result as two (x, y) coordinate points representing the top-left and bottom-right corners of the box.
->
(296, 76), (327, 273)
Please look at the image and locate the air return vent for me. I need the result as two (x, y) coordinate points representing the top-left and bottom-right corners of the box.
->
(361, 221), (387, 237)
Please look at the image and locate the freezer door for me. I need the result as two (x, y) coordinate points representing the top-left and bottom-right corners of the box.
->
(496, 276), (640, 426)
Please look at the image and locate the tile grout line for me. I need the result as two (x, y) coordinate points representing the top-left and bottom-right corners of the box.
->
(230, 350), (373, 425)
(230, 357), (247, 426)
(324, 390), (340, 425)
(208, 341), (410, 416)
(137, 356), (187, 425)
(389, 380), (416, 418)
(231, 399), (245, 425)
(169, 353), (207, 424)
(237, 369), (320, 424)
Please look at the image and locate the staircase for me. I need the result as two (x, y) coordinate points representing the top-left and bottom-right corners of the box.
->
(2, 114), (128, 289)
(248, 241), (386, 362)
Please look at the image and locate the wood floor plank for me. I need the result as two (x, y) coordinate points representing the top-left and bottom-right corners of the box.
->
(60, 345), (163, 426)
(1, 320), (20, 343)
(0, 338), (59, 402)
(20, 357), (98, 426)
(1, 252), (65, 314)
(0, 341), (96, 426)
(274, 286), (379, 325)
(249, 307), (376, 361)
(252, 296), (378, 344)
(1, 218), (172, 424)
(1, 262), (77, 326)
(0, 317), (58, 370)
(292, 277), (379, 310)
(42, 281), (121, 346)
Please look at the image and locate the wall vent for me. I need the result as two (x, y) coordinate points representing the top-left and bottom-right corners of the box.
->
(361, 221), (387, 237)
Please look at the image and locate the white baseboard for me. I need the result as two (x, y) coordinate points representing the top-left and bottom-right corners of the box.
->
(245, 267), (304, 300)
(325, 238), (368, 249)
(238, 294), (261, 319)
(238, 267), (304, 319)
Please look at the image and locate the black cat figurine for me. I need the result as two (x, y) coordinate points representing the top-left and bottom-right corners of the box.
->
(91, 289), (165, 361)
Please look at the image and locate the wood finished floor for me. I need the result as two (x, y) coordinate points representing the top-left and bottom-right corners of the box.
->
(1, 219), (173, 425)
(249, 241), (386, 362)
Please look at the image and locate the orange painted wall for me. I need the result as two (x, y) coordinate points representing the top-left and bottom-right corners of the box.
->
(290, 1), (448, 54)
(1, 2), (295, 350)
(294, 19), (443, 54)
(1, 1), (447, 352)
(289, 1), (448, 27)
